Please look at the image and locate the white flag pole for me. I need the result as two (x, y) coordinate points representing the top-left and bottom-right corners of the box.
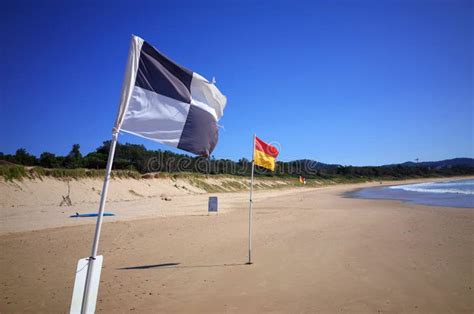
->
(81, 128), (119, 314)
(76, 36), (139, 314)
(247, 134), (256, 264)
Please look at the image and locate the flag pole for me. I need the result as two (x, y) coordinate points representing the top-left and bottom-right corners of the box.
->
(247, 133), (256, 264)
(81, 128), (120, 314)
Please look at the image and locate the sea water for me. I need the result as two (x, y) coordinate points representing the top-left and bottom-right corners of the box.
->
(351, 179), (474, 208)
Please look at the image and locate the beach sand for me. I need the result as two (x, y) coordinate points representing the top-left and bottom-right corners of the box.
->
(0, 180), (472, 313)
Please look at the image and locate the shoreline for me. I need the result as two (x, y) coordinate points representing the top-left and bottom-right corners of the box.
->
(344, 176), (474, 209)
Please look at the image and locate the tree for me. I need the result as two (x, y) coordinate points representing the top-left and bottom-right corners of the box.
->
(82, 152), (107, 169)
(69, 144), (82, 160)
(39, 152), (60, 168)
(64, 144), (83, 168)
(14, 148), (37, 166)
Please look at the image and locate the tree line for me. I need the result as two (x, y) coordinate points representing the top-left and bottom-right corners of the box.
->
(1, 142), (473, 179)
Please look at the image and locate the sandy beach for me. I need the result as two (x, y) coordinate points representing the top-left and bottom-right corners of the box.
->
(0, 178), (472, 313)
(2, 0), (473, 312)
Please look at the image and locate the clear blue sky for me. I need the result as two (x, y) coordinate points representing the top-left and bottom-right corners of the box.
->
(0, 0), (472, 166)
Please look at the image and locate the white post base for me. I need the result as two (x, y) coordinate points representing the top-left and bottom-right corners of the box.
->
(70, 256), (103, 314)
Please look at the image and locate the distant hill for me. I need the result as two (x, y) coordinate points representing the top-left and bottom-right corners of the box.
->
(285, 159), (341, 170)
(289, 157), (474, 169)
(394, 158), (474, 169)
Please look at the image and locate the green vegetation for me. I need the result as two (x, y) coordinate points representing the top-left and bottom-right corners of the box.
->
(0, 164), (141, 182)
(1, 142), (473, 182)
(0, 164), (27, 181)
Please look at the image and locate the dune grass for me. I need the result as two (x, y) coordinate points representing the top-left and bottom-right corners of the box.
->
(0, 164), (27, 181)
(1, 163), (459, 193)
(0, 165), (141, 182)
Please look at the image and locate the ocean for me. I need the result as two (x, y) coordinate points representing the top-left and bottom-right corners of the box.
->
(350, 179), (474, 208)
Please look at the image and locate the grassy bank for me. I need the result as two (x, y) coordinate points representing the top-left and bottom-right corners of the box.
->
(1, 163), (470, 193)
(0, 164), (141, 181)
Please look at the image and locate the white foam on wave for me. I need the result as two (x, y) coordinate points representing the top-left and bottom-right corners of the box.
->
(389, 181), (474, 195)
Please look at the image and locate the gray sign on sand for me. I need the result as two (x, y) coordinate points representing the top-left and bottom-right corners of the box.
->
(208, 197), (218, 213)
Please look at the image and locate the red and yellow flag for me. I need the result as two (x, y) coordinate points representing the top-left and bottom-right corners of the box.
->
(254, 136), (279, 171)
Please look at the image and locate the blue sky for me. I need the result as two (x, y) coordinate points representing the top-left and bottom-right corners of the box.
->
(0, 0), (472, 166)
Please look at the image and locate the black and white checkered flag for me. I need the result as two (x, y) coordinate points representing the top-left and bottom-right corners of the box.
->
(115, 35), (227, 157)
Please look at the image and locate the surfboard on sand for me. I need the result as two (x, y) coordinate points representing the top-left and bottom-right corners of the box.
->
(70, 213), (115, 218)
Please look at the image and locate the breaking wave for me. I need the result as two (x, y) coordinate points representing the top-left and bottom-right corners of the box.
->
(389, 180), (474, 195)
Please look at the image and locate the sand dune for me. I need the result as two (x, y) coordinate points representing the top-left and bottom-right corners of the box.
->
(0, 175), (297, 234)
